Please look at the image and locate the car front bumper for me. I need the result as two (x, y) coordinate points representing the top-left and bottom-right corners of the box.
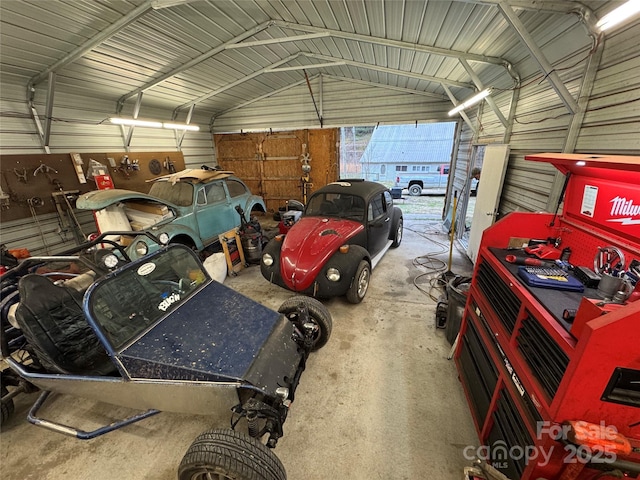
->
(260, 240), (365, 298)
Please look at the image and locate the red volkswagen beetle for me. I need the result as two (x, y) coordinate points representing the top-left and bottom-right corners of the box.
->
(260, 180), (403, 303)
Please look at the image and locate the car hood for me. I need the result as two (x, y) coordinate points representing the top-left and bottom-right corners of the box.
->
(76, 189), (178, 210)
(116, 280), (300, 392)
(281, 216), (364, 290)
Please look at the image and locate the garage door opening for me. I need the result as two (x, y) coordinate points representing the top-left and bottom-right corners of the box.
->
(339, 123), (457, 220)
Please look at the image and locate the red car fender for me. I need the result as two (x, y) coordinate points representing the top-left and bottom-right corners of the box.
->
(280, 217), (364, 291)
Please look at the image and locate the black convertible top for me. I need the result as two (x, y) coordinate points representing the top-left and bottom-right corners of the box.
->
(312, 179), (389, 203)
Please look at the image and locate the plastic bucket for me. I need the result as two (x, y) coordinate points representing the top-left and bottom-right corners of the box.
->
(445, 276), (471, 345)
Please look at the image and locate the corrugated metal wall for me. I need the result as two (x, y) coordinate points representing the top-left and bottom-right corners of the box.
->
(576, 24), (640, 154)
(0, 80), (217, 255)
(212, 75), (452, 133)
(450, 19), (640, 235)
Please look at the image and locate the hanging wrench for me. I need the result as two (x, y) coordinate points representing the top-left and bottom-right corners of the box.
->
(34, 163), (59, 184)
(13, 168), (28, 183)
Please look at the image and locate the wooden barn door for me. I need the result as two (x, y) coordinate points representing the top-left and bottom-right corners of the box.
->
(215, 129), (339, 214)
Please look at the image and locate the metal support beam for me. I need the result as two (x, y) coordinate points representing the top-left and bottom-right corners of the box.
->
(503, 86), (520, 144)
(200, 50), (469, 117)
(225, 32), (331, 49)
(443, 86), (476, 134)
(304, 53), (473, 89)
(318, 74), (323, 120)
(119, 125), (130, 153)
(497, 1), (579, 114)
(273, 20), (513, 71)
(174, 53), (302, 113)
(214, 73), (450, 122)
(118, 21), (274, 109)
(124, 92), (144, 148)
(29, 0), (153, 89)
(266, 62), (346, 73)
(214, 76), (315, 121)
(455, 0), (600, 43)
(324, 75), (449, 101)
(563, 35), (604, 153)
(43, 72), (56, 148)
(546, 34), (605, 211)
(28, 105), (50, 154)
(177, 104), (195, 149)
(459, 59), (508, 127)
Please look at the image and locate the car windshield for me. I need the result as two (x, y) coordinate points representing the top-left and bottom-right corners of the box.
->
(305, 193), (365, 221)
(87, 246), (207, 350)
(148, 181), (193, 206)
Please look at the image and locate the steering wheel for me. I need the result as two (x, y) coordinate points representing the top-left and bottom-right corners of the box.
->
(151, 279), (182, 294)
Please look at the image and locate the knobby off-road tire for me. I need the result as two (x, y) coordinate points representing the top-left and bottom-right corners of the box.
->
(278, 295), (332, 351)
(178, 428), (286, 480)
(1, 385), (14, 426)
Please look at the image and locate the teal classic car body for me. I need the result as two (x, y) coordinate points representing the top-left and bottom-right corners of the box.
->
(77, 169), (265, 259)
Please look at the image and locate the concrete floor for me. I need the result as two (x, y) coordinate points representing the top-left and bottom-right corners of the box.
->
(1, 216), (478, 480)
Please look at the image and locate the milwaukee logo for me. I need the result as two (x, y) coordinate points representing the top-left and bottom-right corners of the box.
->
(608, 196), (640, 225)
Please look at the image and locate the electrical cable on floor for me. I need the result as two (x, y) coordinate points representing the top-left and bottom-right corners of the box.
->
(406, 223), (453, 301)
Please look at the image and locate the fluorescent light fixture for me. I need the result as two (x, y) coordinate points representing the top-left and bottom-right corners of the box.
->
(163, 123), (200, 131)
(109, 117), (200, 131)
(448, 88), (493, 116)
(109, 117), (162, 128)
(596, 1), (640, 31)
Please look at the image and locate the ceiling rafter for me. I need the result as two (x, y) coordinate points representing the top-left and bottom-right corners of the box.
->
(23, 0), (597, 125)
(213, 75), (318, 120)
(303, 53), (473, 89)
(454, 0), (599, 37)
(178, 51), (473, 117)
(28, 0), (154, 90)
(272, 20), (515, 71)
(459, 58), (508, 127)
(174, 52), (304, 113)
(497, 1), (579, 113)
(120, 18), (517, 112)
(117, 20), (275, 110)
(213, 73), (450, 124)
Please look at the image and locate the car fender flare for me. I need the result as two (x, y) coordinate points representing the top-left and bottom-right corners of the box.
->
(389, 207), (403, 238)
(244, 196), (266, 217)
(331, 244), (370, 280)
(155, 225), (204, 251)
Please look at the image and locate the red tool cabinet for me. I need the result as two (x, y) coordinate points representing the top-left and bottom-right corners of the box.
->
(455, 153), (640, 480)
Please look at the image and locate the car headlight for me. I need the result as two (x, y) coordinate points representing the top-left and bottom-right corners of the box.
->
(135, 241), (148, 256)
(326, 267), (341, 282)
(158, 232), (170, 245)
(103, 253), (119, 269)
(262, 253), (273, 266)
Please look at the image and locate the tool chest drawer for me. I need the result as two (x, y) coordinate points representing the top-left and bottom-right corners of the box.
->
(454, 153), (640, 480)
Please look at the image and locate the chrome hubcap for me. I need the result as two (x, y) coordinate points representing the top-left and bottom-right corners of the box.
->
(357, 267), (370, 297)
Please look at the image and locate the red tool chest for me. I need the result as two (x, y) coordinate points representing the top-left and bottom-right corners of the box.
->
(454, 153), (640, 479)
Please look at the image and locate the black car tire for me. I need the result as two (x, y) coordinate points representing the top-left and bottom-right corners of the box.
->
(278, 296), (332, 351)
(391, 217), (403, 248)
(178, 428), (286, 480)
(346, 260), (371, 304)
(408, 185), (422, 196)
(1, 385), (14, 426)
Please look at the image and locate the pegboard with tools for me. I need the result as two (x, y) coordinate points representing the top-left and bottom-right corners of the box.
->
(0, 151), (185, 223)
